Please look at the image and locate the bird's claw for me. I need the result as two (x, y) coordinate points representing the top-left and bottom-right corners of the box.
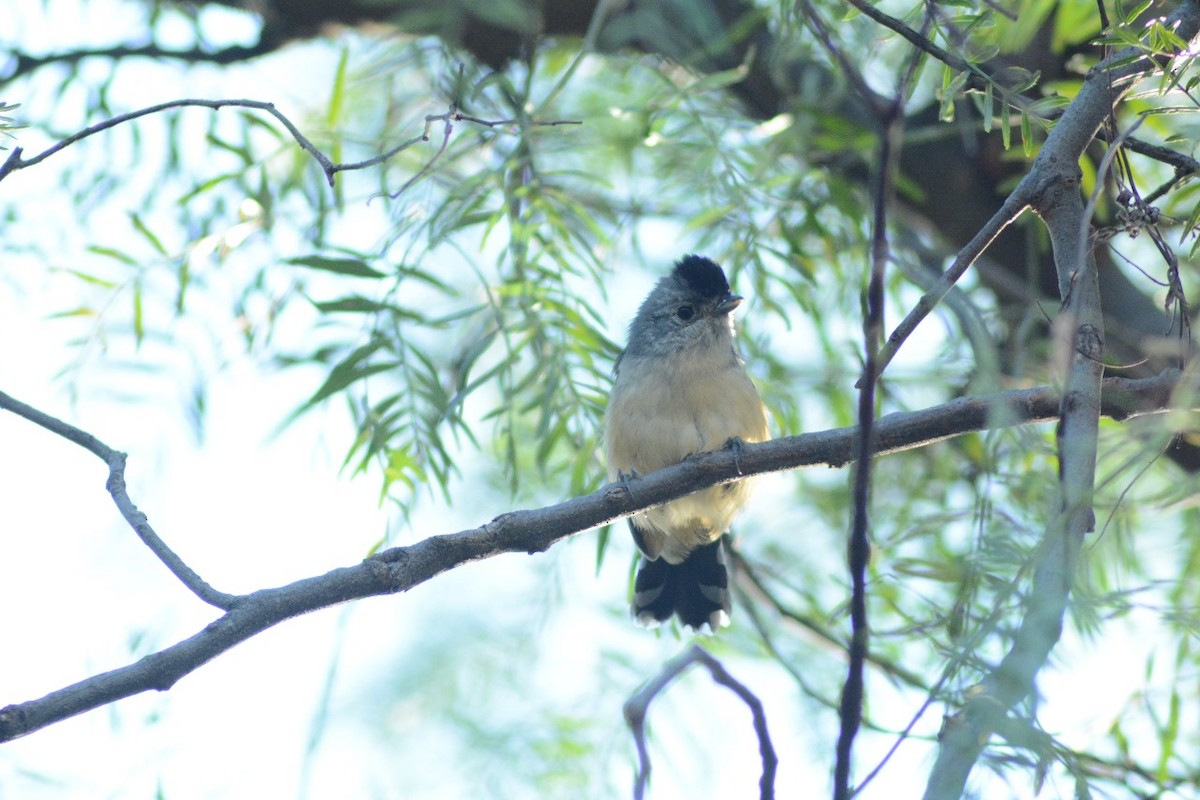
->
(724, 437), (745, 476)
(617, 468), (640, 501)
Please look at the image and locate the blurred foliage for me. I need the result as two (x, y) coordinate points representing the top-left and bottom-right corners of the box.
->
(7, 0), (1200, 796)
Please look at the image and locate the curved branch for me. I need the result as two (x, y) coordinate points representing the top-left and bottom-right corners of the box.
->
(624, 644), (776, 800)
(0, 370), (1183, 743)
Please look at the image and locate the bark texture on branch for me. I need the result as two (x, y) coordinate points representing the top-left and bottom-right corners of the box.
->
(0, 370), (1184, 743)
(922, 3), (1200, 795)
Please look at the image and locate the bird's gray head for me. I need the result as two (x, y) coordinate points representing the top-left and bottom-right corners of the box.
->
(623, 255), (743, 360)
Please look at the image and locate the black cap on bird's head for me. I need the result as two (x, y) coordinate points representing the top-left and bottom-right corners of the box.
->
(672, 254), (731, 301)
(621, 254), (744, 360)
(670, 254), (743, 318)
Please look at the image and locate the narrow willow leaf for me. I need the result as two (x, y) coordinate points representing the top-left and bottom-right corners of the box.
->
(982, 81), (994, 132)
(286, 255), (385, 278)
(132, 280), (144, 347)
(87, 245), (139, 266)
(129, 212), (167, 256)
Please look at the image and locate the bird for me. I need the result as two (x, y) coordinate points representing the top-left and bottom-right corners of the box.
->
(604, 254), (770, 631)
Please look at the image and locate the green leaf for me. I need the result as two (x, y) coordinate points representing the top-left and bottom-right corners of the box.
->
(328, 46), (348, 145)
(327, 46), (349, 209)
(940, 69), (969, 122)
(383, 446), (423, 492)
(53, 267), (118, 288)
(685, 203), (738, 231)
(314, 296), (381, 313)
(1024, 95), (1071, 119)
(302, 339), (393, 410)
(46, 306), (98, 319)
(177, 171), (241, 204)
(87, 245), (139, 267)
(595, 524), (612, 576)
(1001, 67), (1041, 95)
(129, 212), (168, 256)
(981, 81), (994, 132)
(1121, 0), (1154, 24)
(286, 256), (386, 278)
(176, 256), (190, 313)
(132, 280), (144, 347)
(205, 131), (253, 165)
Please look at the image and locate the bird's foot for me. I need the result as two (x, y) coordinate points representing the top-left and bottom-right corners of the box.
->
(723, 436), (746, 476)
(617, 468), (640, 501)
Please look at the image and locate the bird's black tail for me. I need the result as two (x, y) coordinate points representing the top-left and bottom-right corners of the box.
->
(632, 539), (731, 631)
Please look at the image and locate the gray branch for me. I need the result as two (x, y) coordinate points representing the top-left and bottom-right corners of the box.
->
(624, 644), (776, 800)
(0, 370), (1183, 743)
(921, 3), (1200, 797)
(0, 391), (234, 609)
(0, 98), (579, 189)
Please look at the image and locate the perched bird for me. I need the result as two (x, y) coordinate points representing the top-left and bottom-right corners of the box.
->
(605, 255), (770, 631)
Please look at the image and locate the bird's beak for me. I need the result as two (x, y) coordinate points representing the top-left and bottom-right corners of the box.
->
(716, 294), (743, 316)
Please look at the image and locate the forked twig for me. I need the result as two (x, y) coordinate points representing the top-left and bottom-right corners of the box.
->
(0, 390), (235, 609)
(624, 644), (776, 800)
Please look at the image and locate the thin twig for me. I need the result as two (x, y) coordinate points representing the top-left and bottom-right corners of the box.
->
(0, 390), (236, 609)
(795, 0), (884, 114)
(732, 550), (929, 690)
(532, 0), (619, 115)
(624, 644), (776, 800)
(0, 98), (580, 189)
(1079, 116), (1146, 280)
(863, 189), (1032, 386)
(841, 0), (973, 74)
(1096, 128), (1200, 175)
(4, 41), (274, 82)
(387, 108), (457, 198)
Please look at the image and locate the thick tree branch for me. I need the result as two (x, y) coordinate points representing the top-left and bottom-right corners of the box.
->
(0, 371), (1184, 743)
(921, 4), (1200, 795)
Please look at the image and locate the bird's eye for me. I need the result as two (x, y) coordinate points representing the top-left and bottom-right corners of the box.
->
(676, 305), (696, 321)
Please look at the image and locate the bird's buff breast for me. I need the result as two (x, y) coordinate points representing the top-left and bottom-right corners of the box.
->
(605, 354), (768, 563)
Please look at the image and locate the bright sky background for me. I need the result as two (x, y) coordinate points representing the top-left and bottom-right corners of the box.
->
(1, 1), (1191, 799)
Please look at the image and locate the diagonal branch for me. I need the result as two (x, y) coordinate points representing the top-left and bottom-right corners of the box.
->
(840, 0), (972, 75)
(0, 390), (235, 609)
(922, 2), (1200, 796)
(0, 371), (1185, 743)
(864, 187), (1032, 386)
